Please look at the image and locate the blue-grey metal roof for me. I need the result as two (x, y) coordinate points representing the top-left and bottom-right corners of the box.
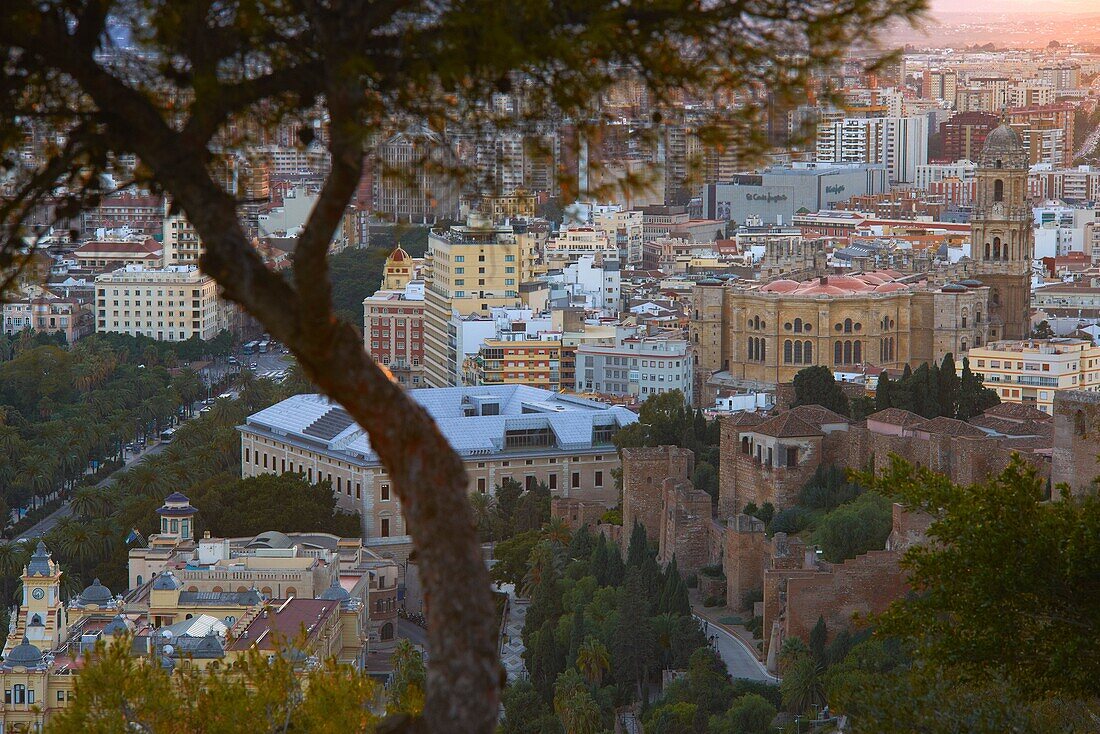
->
(240, 386), (637, 463)
(26, 540), (53, 577)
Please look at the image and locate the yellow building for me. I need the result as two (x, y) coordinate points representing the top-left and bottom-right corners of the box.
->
(464, 337), (564, 390)
(422, 216), (541, 386)
(965, 338), (1100, 414)
(0, 537), (370, 731)
(381, 245), (416, 290)
(691, 272), (990, 389)
(94, 264), (222, 341)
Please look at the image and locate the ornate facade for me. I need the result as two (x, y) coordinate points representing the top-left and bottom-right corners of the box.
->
(690, 123), (1032, 388)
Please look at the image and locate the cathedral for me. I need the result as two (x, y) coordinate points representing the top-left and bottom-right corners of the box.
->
(964, 123), (1033, 341)
(690, 123), (1033, 393)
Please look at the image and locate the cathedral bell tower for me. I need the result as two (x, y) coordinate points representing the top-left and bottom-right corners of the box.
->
(970, 123), (1032, 341)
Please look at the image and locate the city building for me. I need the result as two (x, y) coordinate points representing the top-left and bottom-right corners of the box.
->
(71, 237), (163, 271)
(464, 336), (565, 391)
(239, 387), (638, 543)
(2, 295), (91, 343)
(126, 493), (398, 649)
(0, 535), (368, 731)
(702, 164), (889, 227)
(1030, 165), (1100, 204)
(94, 265), (222, 341)
(422, 217), (541, 387)
(965, 338), (1100, 414)
(815, 116), (928, 184)
(371, 128), (460, 223)
(575, 326), (694, 404)
(939, 111), (999, 163)
(364, 247), (426, 388)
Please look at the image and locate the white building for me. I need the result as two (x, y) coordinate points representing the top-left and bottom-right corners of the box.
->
(816, 116), (928, 184)
(94, 265), (222, 341)
(545, 255), (621, 314)
(544, 226), (618, 266)
(575, 326), (695, 404)
(914, 160), (976, 191)
(1032, 205), (1100, 259)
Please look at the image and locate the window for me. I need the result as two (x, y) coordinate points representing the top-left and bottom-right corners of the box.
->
(549, 474), (557, 490)
(455, 255), (465, 262)
(571, 472), (580, 488)
(595, 471), (603, 487)
(477, 477), (486, 493)
(381, 518), (390, 537)
(783, 339), (793, 364)
(994, 178), (1004, 202)
(381, 484), (390, 501)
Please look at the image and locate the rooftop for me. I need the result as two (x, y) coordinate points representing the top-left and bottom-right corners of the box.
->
(227, 598), (337, 652)
(242, 386), (637, 462)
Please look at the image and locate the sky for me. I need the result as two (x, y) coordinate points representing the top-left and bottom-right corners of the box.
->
(929, 0), (1099, 14)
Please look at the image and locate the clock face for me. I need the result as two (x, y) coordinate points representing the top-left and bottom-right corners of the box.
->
(31, 588), (44, 600)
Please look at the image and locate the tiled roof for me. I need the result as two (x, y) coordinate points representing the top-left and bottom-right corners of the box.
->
(969, 415), (1053, 437)
(982, 402), (1052, 422)
(723, 411), (766, 428)
(866, 408), (925, 427)
(911, 416), (987, 438)
(753, 412), (823, 438)
(178, 590), (262, 607)
(787, 404), (850, 426)
(227, 599), (337, 652)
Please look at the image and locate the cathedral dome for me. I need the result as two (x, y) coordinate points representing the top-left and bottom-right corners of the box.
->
(760, 279), (800, 293)
(979, 124), (1027, 168)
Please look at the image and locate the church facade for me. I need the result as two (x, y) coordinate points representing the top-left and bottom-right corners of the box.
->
(690, 123), (1032, 389)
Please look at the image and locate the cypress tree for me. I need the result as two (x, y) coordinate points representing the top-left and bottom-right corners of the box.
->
(874, 371), (893, 412)
(809, 616), (828, 663)
(605, 547), (625, 586)
(626, 521), (649, 569)
(938, 353), (960, 418)
(589, 534), (609, 585)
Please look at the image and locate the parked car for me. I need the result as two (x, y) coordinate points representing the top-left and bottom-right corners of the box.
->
(228, 356), (239, 365)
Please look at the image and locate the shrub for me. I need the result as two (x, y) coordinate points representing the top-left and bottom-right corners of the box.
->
(745, 616), (763, 638)
(811, 492), (892, 563)
(686, 573), (698, 588)
(599, 508), (623, 525)
(769, 506), (810, 535)
(703, 596), (721, 608)
(699, 563), (725, 579)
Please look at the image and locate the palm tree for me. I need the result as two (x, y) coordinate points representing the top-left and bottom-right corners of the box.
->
(52, 524), (101, 580)
(553, 670), (601, 734)
(575, 637), (610, 687)
(781, 655), (826, 715)
(70, 487), (109, 521)
(651, 612), (678, 669)
(541, 517), (571, 547)
(468, 492), (495, 541)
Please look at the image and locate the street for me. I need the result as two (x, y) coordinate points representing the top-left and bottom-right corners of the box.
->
(694, 613), (779, 684)
(15, 441), (169, 542)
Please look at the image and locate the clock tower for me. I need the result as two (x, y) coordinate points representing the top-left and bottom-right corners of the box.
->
(3, 541), (68, 659)
(969, 123), (1032, 341)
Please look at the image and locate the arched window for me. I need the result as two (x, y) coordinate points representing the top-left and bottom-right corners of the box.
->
(976, 311), (982, 323)
(992, 289), (1000, 306)
(985, 242), (991, 260)
(136, 575), (143, 587)
(994, 178), (1004, 202)
(844, 340), (853, 364)
(962, 310), (968, 328)
(834, 341), (843, 364)
(803, 341), (813, 363)
(993, 237), (1001, 260)
(381, 623), (395, 641)
(961, 339), (968, 352)
(747, 336), (754, 361)
(844, 318), (853, 333)
(794, 340), (803, 364)
(783, 340), (793, 364)
(760, 339), (766, 361)
(794, 318), (803, 333)
(741, 437), (750, 454)
(853, 340), (862, 363)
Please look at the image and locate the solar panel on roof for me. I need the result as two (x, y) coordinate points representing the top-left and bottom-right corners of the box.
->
(303, 407), (356, 439)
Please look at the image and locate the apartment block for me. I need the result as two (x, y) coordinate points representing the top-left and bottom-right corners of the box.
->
(575, 327), (694, 404)
(965, 338), (1100, 414)
(94, 265), (221, 341)
(422, 217), (541, 386)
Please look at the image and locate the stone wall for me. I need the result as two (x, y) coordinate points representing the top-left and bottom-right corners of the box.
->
(1052, 390), (1100, 497)
(843, 423), (1050, 488)
(657, 478), (713, 576)
(723, 514), (768, 611)
(784, 550), (907, 646)
(552, 497), (610, 530)
(622, 446), (694, 543)
(886, 503), (933, 552)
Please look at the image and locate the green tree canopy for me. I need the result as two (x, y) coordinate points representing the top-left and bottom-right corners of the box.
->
(792, 366), (849, 417)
